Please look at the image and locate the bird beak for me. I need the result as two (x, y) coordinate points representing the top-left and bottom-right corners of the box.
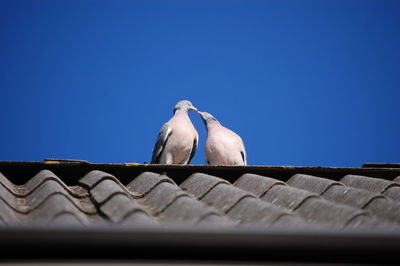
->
(190, 106), (198, 111)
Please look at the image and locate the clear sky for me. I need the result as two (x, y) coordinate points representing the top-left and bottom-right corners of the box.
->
(1, 0), (399, 167)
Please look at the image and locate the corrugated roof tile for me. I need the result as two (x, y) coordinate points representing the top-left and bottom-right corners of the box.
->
(99, 193), (156, 225)
(90, 179), (129, 205)
(287, 174), (343, 194)
(234, 173), (285, 197)
(261, 185), (319, 210)
(295, 197), (369, 228)
(126, 171), (174, 197)
(363, 197), (400, 224)
(160, 196), (230, 226)
(341, 174), (400, 194)
(138, 181), (187, 214)
(322, 185), (384, 209)
(226, 196), (294, 226)
(201, 183), (256, 213)
(383, 186), (400, 202)
(180, 173), (230, 199)
(127, 172), (231, 226)
(1, 162), (400, 232)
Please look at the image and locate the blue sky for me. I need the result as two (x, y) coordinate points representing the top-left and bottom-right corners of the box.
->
(1, 0), (399, 167)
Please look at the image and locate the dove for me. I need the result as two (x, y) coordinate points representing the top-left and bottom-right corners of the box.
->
(151, 100), (198, 164)
(198, 111), (247, 166)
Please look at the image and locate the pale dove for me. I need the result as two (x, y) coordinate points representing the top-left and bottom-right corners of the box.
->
(198, 111), (247, 166)
(151, 100), (198, 164)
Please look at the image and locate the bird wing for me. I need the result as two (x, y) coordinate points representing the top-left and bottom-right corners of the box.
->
(187, 133), (198, 164)
(151, 124), (173, 164)
(240, 142), (247, 165)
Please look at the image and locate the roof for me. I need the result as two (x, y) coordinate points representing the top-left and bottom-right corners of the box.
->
(1, 161), (400, 264)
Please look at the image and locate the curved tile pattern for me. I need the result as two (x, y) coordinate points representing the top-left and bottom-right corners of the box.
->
(287, 174), (343, 194)
(0, 170), (88, 198)
(81, 170), (158, 226)
(234, 173), (285, 197)
(341, 174), (400, 194)
(1, 165), (400, 230)
(126, 171), (174, 197)
(183, 173), (305, 227)
(127, 172), (235, 226)
(180, 173), (230, 199)
(0, 170), (101, 226)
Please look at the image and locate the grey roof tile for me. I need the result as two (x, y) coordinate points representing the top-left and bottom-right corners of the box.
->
(100, 193), (156, 225)
(180, 173), (230, 199)
(201, 183), (256, 213)
(120, 211), (160, 227)
(269, 214), (317, 229)
(226, 196), (293, 226)
(287, 174), (343, 194)
(28, 193), (102, 226)
(0, 200), (21, 224)
(196, 213), (236, 227)
(322, 185), (384, 209)
(0, 170), (100, 226)
(363, 197), (400, 224)
(139, 181), (187, 214)
(79, 170), (116, 188)
(383, 186), (400, 202)
(261, 185), (319, 210)
(295, 197), (369, 228)
(181, 173), (304, 227)
(346, 214), (395, 230)
(1, 162), (400, 232)
(394, 176), (400, 183)
(0, 170), (88, 198)
(127, 172), (231, 226)
(322, 185), (400, 224)
(341, 174), (400, 194)
(126, 171), (174, 196)
(160, 196), (230, 226)
(234, 173), (285, 197)
(49, 212), (87, 226)
(90, 179), (129, 205)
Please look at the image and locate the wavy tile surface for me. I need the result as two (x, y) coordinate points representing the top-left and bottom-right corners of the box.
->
(0, 166), (399, 230)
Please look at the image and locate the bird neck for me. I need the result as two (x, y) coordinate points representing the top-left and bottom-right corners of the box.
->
(206, 120), (221, 130)
(174, 109), (190, 119)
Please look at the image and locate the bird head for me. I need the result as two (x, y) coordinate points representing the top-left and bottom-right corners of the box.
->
(173, 100), (197, 114)
(197, 111), (218, 125)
